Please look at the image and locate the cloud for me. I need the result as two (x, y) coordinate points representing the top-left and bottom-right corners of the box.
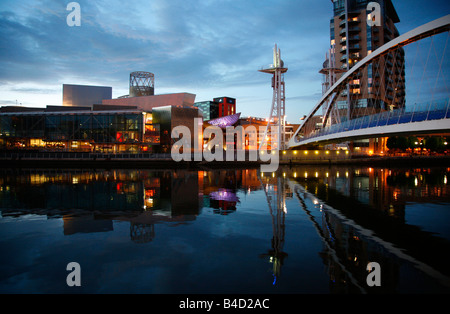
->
(0, 0), (448, 118)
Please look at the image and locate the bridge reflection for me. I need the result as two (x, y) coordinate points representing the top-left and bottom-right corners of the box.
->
(1, 166), (449, 292)
(259, 165), (450, 291)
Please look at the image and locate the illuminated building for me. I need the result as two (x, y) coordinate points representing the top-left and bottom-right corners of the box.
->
(326, 0), (405, 113)
(0, 72), (201, 154)
(214, 97), (236, 117)
(194, 101), (219, 121)
(321, 1), (404, 154)
(194, 96), (236, 121)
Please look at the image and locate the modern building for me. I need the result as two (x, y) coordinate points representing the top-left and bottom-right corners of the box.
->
(63, 84), (112, 108)
(214, 97), (236, 118)
(194, 97), (236, 121)
(322, 0), (405, 120)
(1, 71), (201, 154)
(0, 104), (203, 154)
(320, 0), (405, 154)
(194, 101), (219, 121)
(152, 105), (203, 153)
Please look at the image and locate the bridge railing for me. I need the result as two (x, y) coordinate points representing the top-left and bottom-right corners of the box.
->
(297, 98), (450, 143)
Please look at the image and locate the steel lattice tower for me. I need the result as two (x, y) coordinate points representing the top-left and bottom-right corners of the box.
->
(259, 44), (288, 150)
(129, 71), (155, 97)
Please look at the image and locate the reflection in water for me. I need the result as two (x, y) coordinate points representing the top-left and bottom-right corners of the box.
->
(259, 175), (288, 286)
(0, 169), (202, 243)
(254, 166), (450, 292)
(284, 166), (450, 293)
(209, 189), (239, 215)
(1, 165), (449, 293)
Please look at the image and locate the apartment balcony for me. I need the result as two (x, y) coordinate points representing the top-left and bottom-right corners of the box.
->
(349, 26), (361, 33)
(349, 53), (360, 61)
(340, 46), (347, 53)
(340, 28), (347, 36)
(349, 44), (361, 51)
(349, 35), (360, 42)
(340, 54), (348, 62)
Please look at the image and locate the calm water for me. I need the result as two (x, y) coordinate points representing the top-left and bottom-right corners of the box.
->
(0, 165), (449, 294)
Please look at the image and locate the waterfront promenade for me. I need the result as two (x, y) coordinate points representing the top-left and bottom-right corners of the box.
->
(1, 149), (449, 168)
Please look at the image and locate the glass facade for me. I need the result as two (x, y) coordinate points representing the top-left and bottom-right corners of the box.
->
(194, 101), (219, 121)
(0, 111), (146, 153)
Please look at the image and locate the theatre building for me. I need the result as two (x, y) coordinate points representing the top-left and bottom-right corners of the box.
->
(0, 75), (201, 154)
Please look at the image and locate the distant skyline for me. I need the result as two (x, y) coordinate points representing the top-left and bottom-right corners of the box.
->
(1, 0), (449, 123)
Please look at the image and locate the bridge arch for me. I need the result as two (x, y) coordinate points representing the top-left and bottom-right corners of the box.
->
(289, 14), (450, 149)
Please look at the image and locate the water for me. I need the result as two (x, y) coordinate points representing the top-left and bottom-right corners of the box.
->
(0, 165), (449, 294)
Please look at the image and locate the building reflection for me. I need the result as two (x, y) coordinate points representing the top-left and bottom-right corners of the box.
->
(1, 165), (449, 292)
(0, 169), (202, 243)
(199, 169), (261, 215)
(0, 168), (264, 242)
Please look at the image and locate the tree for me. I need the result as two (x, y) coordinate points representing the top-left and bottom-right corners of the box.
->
(407, 136), (419, 149)
(425, 136), (446, 152)
(386, 137), (397, 151)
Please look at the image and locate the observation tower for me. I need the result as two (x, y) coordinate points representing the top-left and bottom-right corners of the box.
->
(259, 44), (288, 150)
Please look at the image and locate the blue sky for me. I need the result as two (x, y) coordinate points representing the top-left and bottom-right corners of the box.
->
(0, 0), (449, 122)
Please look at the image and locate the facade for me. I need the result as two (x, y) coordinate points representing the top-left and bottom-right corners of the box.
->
(0, 108), (145, 153)
(0, 102), (200, 154)
(323, 0), (405, 120)
(63, 84), (112, 108)
(151, 106), (203, 153)
(214, 97), (236, 118)
(1, 71), (204, 155)
(237, 117), (300, 151)
(194, 101), (219, 121)
(320, 0), (405, 155)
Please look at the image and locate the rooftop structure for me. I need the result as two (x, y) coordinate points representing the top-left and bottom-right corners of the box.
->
(102, 93), (196, 112)
(129, 71), (155, 97)
(63, 84), (112, 108)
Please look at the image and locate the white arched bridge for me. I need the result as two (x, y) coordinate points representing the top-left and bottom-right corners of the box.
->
(289, 15), (450, 149)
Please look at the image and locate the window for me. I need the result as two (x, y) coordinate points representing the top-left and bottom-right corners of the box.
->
(333, 0), (345, 14)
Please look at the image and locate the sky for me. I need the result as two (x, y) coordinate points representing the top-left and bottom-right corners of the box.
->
(0, 0), (449, 123)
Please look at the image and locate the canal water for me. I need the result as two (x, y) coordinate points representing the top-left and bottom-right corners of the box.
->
(0, 165), (449, 294)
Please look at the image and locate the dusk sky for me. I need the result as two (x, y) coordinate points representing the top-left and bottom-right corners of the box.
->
(1, 0), (449, 122)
